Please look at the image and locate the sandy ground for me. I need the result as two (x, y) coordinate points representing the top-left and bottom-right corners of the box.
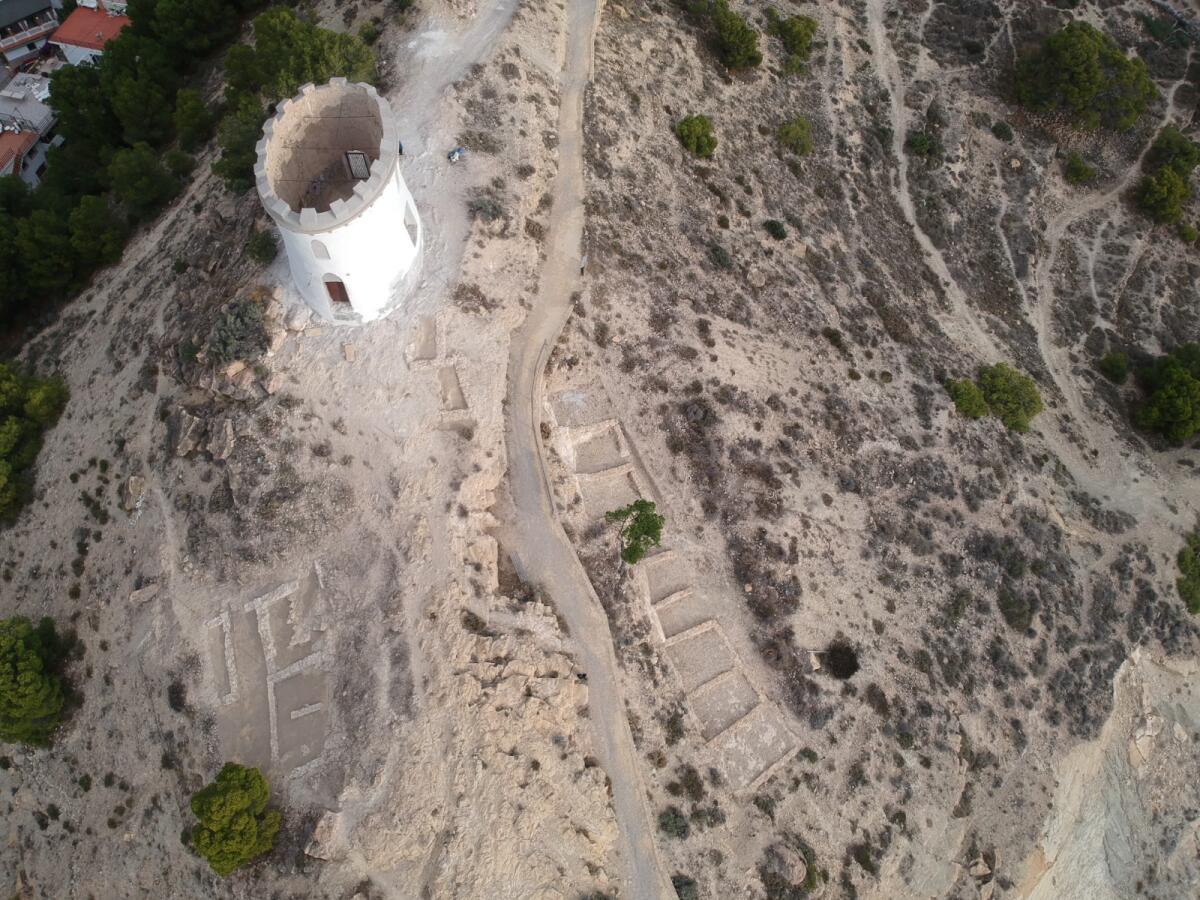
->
(3, 1), (1200, 899)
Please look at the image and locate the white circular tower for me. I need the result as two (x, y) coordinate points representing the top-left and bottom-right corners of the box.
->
(254, 78), (421, 324)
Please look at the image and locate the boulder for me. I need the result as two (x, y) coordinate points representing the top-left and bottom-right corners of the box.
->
(267, 331), (287, 354)
(342, 342), (356, 363)
(285, 305), (311, 332)
(129, 584), (158, 604)
(169, 410), (206, 457)
(121, 475), (146, 512)
(207, 418), (236, 462)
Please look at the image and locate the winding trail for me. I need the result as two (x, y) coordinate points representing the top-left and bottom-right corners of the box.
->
(501, 0), (674, 895)
(864, 0), (1197, 539)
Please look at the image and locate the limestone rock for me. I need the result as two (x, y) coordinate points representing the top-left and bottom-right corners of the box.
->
(342, 342), (356, 363)
(285, 305), (311, 332)
(305, 811), (346, 861)
(169, 409), (206, 457)
(267, 331), (287, 354)
(121, 475), (146, 512)
(129, 584), (158, 605)
(969, 858), (991, 879)
(207, 418), (236, 462)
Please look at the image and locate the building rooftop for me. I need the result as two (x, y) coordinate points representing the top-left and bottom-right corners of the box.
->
(0, 0), (55, 32)
(0, 71), (53, 132)
(0, 127), (37, 172)
(51, 4), (129, 51)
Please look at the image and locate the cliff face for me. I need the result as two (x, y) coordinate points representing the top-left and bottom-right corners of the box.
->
(1022, 651), (1200, 900)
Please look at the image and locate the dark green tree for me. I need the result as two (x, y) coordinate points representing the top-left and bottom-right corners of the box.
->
(1014, 21), (1157, 131)
(1097, 350), (1129, 384)
(14, 210), (76, 299)
(1135, 350), (1200, 443)
(190, 763), (281, 876)
(47, 63), (120, 147)
(212, 94), (265, 191)
(100, 34), (178, 145)
(0, 616), (68, 745)
(710, 0), (761, 70)
(605, 499), (665, 565)
(109, 143), (179, 218)
(68, 196), (127, 269)
(154, 0), (237, 56)
(674, 114), (717, 158)
(250, 7), (375, 101)
(765, 9), (817, 74)
(1137, 166), (1190, 224)
(1146, 126), (1200, 175)
(976, 363), (1044, 433)
(946, 378), (989, 419)
(174, 88), (215, 152)
(1177, 531), (1200, 614)
(1064, 152), (1096, 185)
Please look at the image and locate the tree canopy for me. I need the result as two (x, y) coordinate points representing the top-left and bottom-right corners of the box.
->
(1135, 345), (1200, 443)
(605, 499), (666, 565)
(211, 8), (376, 190)
(190, 763), (281, 876)
(1015, 22), (1157, 131)
(947, 364), (1043, 433)
(675, 115), (717, 158)
(0, 363), (68, 523)
(1137, 126), (1200, 224)
(0, 617), (69, 746)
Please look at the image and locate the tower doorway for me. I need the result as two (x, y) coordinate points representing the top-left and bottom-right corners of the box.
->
(324, 276), (350, 304)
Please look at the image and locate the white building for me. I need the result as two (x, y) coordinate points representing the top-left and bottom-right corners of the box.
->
(0, 71), (59, 185)
(48, 0), (128, 65)
(0, 0), (62, 69)
(254, 78), (421, 324)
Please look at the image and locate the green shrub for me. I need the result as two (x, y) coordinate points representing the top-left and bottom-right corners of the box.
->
(0, 617), (70, 746)
(657, 805), (690, 839)
(1014, 21), (1157, 131)
(1136, 127), (1200, 224)
(765, 9), (817, 74)
(247, 230), (278, 264)
(777, 116), (813, 156)
(1146, 126), (1200, 176)
(1180, 223), (1198, 243)
(991, 121), (1013, 142)
(174, 88), (214, 152)
(764, 219), (786, 240)
(1177, 531), (1200, 613)
(1097, 351), (1129, 384)
(606, 499), (665, 564)
(206, 299), (267, 367)
(904, 130), (943, 164)
(358, 20), (381, 45)
(189, 763), (280, 876)
(946, 379), (988, 419)
(709, 244), (733, 269)
(710, 0), (762, 69)
(1063, 152), (1096, 185)
(675, 115), (717, 157)
(108, 142), (179, 219)
(164, 150), (196, 179)
(0, 364), (69, 524)
(1134, 345), (1200, 443)
(997, 585), (1034, 630)
(976, 363), (1044, 433)
(1138, 167), (1190, 223)
(671, 874), (699, 900)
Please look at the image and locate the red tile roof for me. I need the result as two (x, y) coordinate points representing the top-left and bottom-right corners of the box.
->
(0, 129), (37, 174)
(50, 5), (130, 52)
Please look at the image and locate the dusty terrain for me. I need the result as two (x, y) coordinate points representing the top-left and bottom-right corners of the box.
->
(2, 0), (1200, 899)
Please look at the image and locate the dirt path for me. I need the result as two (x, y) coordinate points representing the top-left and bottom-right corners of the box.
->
(865, 0), (1197, 539)
(500, 0), (674, 896)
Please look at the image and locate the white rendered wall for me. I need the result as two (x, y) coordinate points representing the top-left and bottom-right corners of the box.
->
(55, 43), (101, 66)
(275, 165), (421, 322)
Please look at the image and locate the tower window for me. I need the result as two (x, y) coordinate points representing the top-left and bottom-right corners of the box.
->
(312, 239), (330, 260)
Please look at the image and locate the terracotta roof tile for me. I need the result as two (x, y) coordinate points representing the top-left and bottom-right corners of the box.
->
(50, 5), (129, 52)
